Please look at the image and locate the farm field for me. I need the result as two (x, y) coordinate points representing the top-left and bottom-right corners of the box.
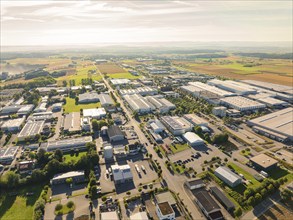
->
(0, 184), (44, 220)
(96, 63), (127, 74)
(173, 56), (293, 86)
(63, 97), (101, 113)
(109, 72), (141, 79)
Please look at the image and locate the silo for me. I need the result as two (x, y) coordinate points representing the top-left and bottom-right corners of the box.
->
(104, 145), (113, 159)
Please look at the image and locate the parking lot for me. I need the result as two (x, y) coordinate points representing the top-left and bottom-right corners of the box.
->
(274, 149), (292, 162)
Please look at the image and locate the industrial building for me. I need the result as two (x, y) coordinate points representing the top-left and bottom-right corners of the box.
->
(247, 107), (293, 142)
(183, 132), (205, 147)
(107, 125), (125, 142)
(214, 166), (242, 187)
(28, 112), (53, 121)
(220, 96), (266, 112)
(52, 103), (62, 112)
(1, 117), (25, 132)
(81, 117), (91, 131)
(251, 96), (288, 108)
(208, 79), (257, 95)
(210, 186), (235, 212)
(36, 87), (67, 94)
(50, 171), (85, 185)
(83, 108), (106, 119)
(186, 179), (205, 190)
(149, 120), (166, 133)
(130, 212), (148, 220)
(212, 107), (227, 117)
(110, 78), (130, 86)
(0, 105), (21, 115)
(193, 190), (224, 220)
(34, 102), (47, 113)
(17, 104), (34, 115)
(160, 116), (193, 135)
(119, 86), (158, 96)
(100, 211), (119, 220)
(156, 202), (175, 220)
(249, 154), (278, 171)
(180, 85), (204, 97)
(98, 93), (114, 107)
(146, 96), (176, 113)
(78, 92), (100, 103)
(124, 94), (155, 114)
(183, 114), (208, 127)
(18, 120), (44, 141)
(63, 112), (81, 133)
(188, 82), (234, 97)
(242, 80), (293, 95)
(40, 136), (93, 152)
(111, 164), (133, 184)
(0, 146), (19, 164)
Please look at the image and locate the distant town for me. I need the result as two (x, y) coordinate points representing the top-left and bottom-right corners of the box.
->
(0, 53), (292, 220)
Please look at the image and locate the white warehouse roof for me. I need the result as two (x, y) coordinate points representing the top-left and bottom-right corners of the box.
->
(83, 108), (106, 118)
(183, 132), (204, 145)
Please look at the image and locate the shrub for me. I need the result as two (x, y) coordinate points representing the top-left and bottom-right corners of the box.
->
(101, 196), (107, 202)
(55, 204), (63, 211)
(234, 207), (242, 217)
(66, 201), (74, 208)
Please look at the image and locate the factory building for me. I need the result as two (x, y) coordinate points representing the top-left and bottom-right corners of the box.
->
(111, 164), (133, 184)
(119, 86), (158, 96)
(98, 93), (114, 107)
(242, 80), (293, 95)
(160, 116), (193, 135)
(183, 114), (208, 127)
(107, 125), (125, 142)
(110, 78), (130, 86)
(214, 166), (242, 187)
(63, 112), (81, 133)
(149, 120), (166, 133)
(249, 154), (278, 171)
(188, 82), (234, 97)
(83, 108), (106, 119)
(1, 117), (25, 132)
(78, 92), (100, 103)
(146, 96), (176, 113)
(249, 96), (288, 108)
(183, 132), (205, 147)
(40, 136), (93, 152)
(220, 96), (266, 112)
(210, 186), (235, 212)
(28, 112), (53, 121)
(212, 107), (227, 117)
(34, 102), (47, 113)
(208, 79), (256, 95)
(247, 107), (293, 142)
(156, 202), (175, 220)
(0, 146), (19, 164)
(0, 105), (21, 115)
(17, 104), (35, 116)
(18, 120), (44, 141)
(50, 171), (85, 185)
(124, 94), (155, 114)
(180, 85), (204, 97)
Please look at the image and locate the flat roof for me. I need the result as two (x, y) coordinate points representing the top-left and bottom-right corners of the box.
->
(101, 211), (119, 220)
(188, 81), (234, 97)
(209, 79), (256, 94)
(161, 116), (192, 131)
(130, 212), (148, 220)
(242, 80), (293, 94)
(250, 153), (278, 168)
(184, 114), (208, 126)
(41, 136), (92, 151)
(79, 92), (99, 102)
(158, 202), (174, 216)
(1, 117), (25, 128)
(193, 190), (221, 213)
(0, 146), (19, 158)
(83, 108), (106, 118)
(187, 179), (204, 186)
(248, 107), (293, 139)
(18, 120), (44, 138)
(220, 96), (266, 109)
(98, 93), (114, 105)
(155, 191), (176, 205)
(111, 164), (133, 181)
(63, 112), (81, 132)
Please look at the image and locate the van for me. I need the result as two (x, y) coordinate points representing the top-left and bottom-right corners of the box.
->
(260, 171), (268, 178)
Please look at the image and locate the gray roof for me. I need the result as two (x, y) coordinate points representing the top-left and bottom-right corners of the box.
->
(193, 190), (221, 214)
(210, 186), (235, 210)
(107, 126), (124, 138)
(98, 93), (114, 105)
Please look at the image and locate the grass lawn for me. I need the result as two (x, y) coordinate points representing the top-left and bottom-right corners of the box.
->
(63, 97), (101, 113)
(109, 72), (141, 79)
(170, 144), (190, 154)
(227, 162), (261, 189)
(63, 151), (87, 163)
(170, 163), (185, 174)
(0, 184), (44, 220)
(267, 166), (293, 182)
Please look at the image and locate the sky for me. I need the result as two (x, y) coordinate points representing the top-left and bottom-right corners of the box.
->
(1, 0), (292, 46)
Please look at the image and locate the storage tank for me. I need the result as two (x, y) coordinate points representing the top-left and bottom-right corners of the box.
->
(104, 145), (113, 159)
(101, 126), (108, 136)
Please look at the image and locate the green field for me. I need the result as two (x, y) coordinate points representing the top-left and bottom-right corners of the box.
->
(109, 72), (141, 79)
(0, 184), (44, 220)
(63, 97), (101, 113)
(63, 152), (87, 163)
(170, 144), (190, 154)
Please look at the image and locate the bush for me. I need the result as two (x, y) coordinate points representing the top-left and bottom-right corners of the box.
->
(234, 207), (242, 217)
(126, 191), (131, 195)
(66, 201), (74, 208)
(55, 204), (63, 211)
(101, 196), (107, 202)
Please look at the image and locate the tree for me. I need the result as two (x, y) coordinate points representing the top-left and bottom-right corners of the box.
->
(62, 80), (68, 87)
(194, 126), (202, 134)
(234, 207), (242, 217)
(260, 188), (267, 197)
(54, 149), (63, 162)
(4, 171), (20, 188)
(66, 201), (74, 208)
(254, 193), (262, 203)
(280, 189), (293, 201)
(75, 97), (79, 104)
(66, 178), (73, 185)
(55, 204), (63, 211)
(244, 188), (255, 199)
(247, 196), (255, 206)
(92, 119), (99, 131)
(90, 185), (97, 198)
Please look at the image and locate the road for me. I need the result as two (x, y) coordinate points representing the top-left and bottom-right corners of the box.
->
(95, 65), (205, 220)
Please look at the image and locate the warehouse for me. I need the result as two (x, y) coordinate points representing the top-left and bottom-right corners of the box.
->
(17, 104), (34, 115)
(110, 78), (130, 86)
(124, 94), (155, 114)
(255, 97), (288, 108)
(249, 154), (278, 171)
(63, 112), (81, 133)
(78, 92), (100, 103)
(98, 93), (114, 107)
(107, 125), (125, 142)
(150, 120), (166, 133)
(180, 85), (204, 97)
(193, 190), (223, 220)
(1, 117), (25, 132)
(41, 136), (93, 152)
(183, 114), (208, 127)
(220, 96), (266, 112)
(83, 108), (106, 119)
(34, 102), (47, 113)
(28, 111), (53, 121)
(242, 80), (293, 95)
(183, 132), (205, 147)
(0, 146), (19, 164)
(111, 164), (133, 184)
(160, 116), (193, 135)
(146, 96), (176, 113)
(0, 105), (21, 115)
(119, 86), (158, 96)
(247, 107), (293, 142)
(186, 179), (205, 190)
(210, 186), (235, 212)
(212, 107), (227, 117)
(18, 120), (44, 141)
(208, 79), (256, 95)
(214, 166), (242, 188)
(188, 82), (234, 97)
(101, 211), (119, 220)
(50, 171), (85, 185)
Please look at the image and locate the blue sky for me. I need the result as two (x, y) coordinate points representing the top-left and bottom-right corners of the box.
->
(1, 0), (292, 45)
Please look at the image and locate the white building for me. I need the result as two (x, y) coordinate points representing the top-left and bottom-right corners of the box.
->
(110, 78), (130, 86)
(130, 212), (148, 220)
(146, 96), (176, 113)
(160, 116), (193, 135)
(124, 94), (155, 114)
(183, 114), (208, 127)
(1, 117), (25, 132)
(34, 102), (47, 113)
(183, 132), (205, 147)
(83, 108), (106, 119)
(156, 202), (175, 220)
(17, 104), (34, 116)
(214, 166), (242, 187)
(212, 107), (227, 117)
(81, 117), (91, 131)
(111, 164), (133, 184)
(220, 96), (266, 112)
(120, 86), (158, 96)
(150, 120), (166, 133)
(188, 81), (234, 97)
(79, 92), (100, 103)
(101, 211), (119, 220)
(18, 120), (44, 141)
(0, 146), (19, 164)
(208, 79), (256, 95)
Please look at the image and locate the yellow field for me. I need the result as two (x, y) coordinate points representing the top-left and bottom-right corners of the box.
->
(96, 63), (127, 74)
